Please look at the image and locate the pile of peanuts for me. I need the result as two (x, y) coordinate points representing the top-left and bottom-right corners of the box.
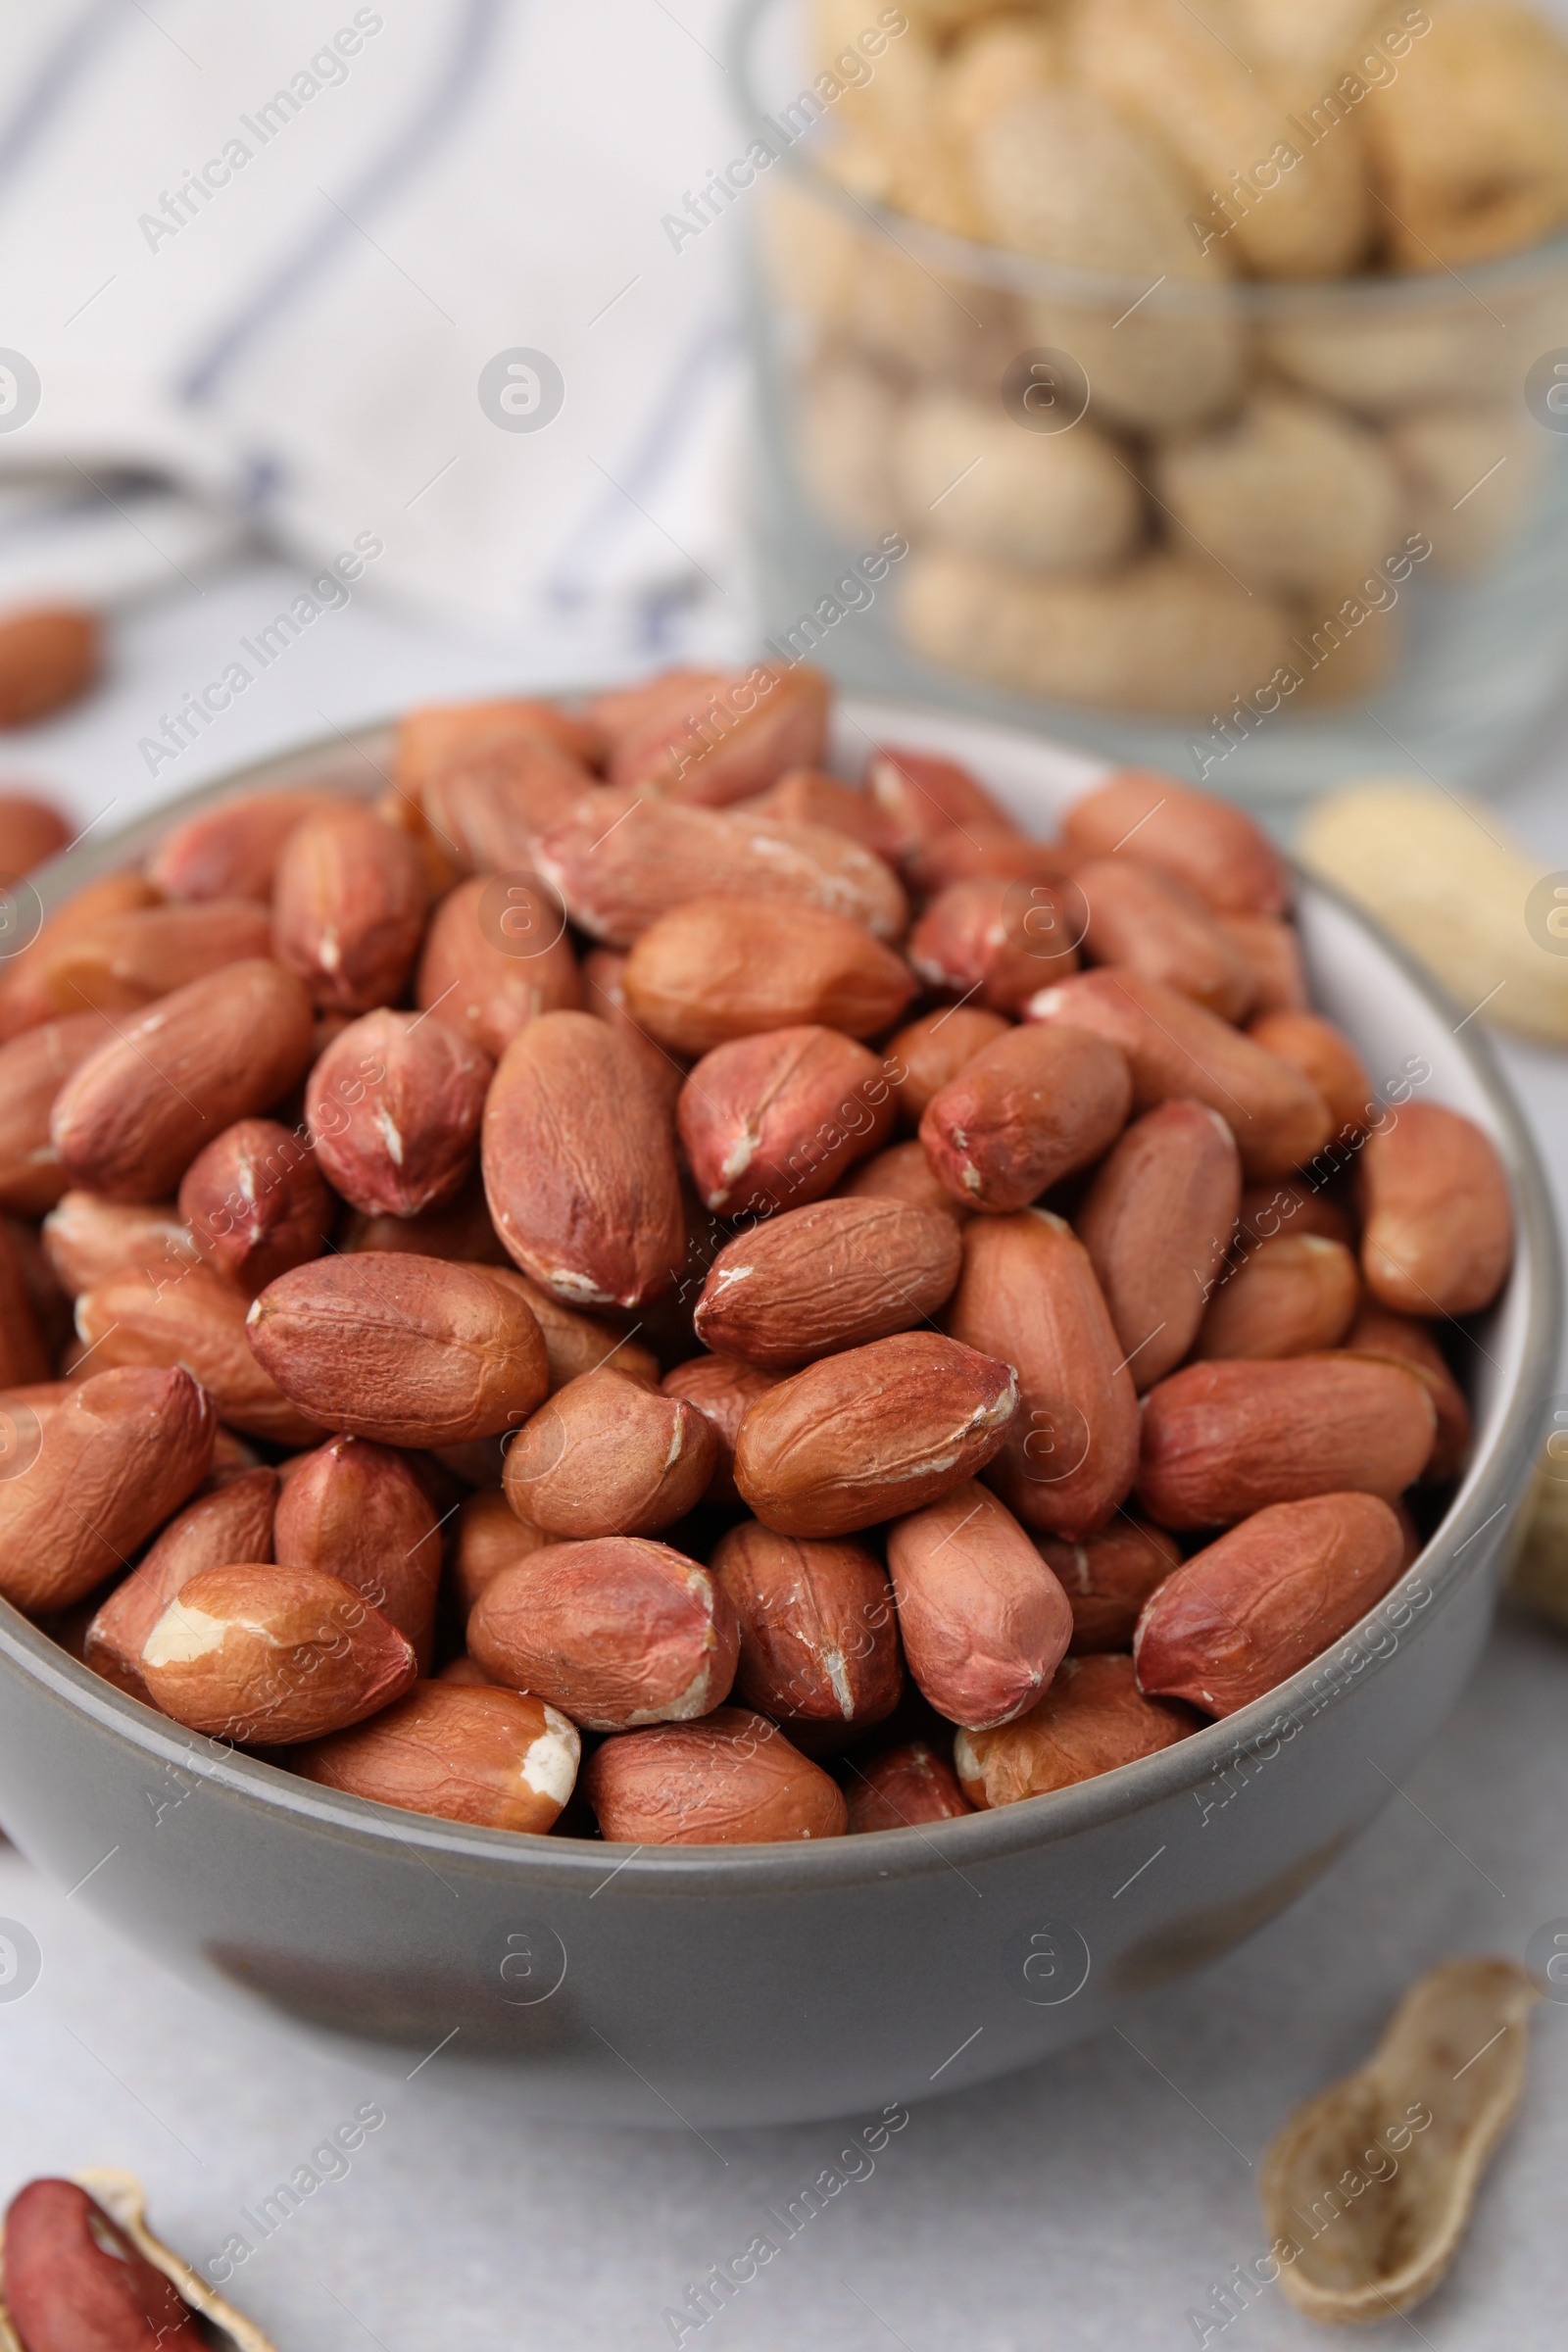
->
(771, 0), (1568, 713)
(0, 661), (1512, 1843)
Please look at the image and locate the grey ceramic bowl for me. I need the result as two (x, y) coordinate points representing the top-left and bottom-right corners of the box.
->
(0, 703), (1556, 2129)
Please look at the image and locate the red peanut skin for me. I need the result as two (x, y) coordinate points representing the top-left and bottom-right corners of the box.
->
(694, 1197), (961, 1368)
(847, 1740), (973, 1832)
(1238, 1176), (1354, 1251)
(583, 1706), (849, 1842)
(1076, 1098), (1242, 1390)
(0, 1365), (216, 1614)
(1249, 1009), (1372, 1140)
(741, 767), (906, 862)
(308, 1009), (492, 1219)
(837, 1139), (971, 1225)
(888, 1005), (1010, 1126)
(732, 1332), (1019, 1539)
(1061, 770), (1289, 915)
(397, 696), (606, 795)
(1356, 1101), (1514, 1317)
(661, 1355), (780, 1507)
(710, 1519), (903, 1729)
(51, 960), (317, 1202)
(678, 1025), (896, 1215)
(3, 2179), (206, 2350)
(908, 875), (1081, 1014)
(147, 787), (339, 902)
(140, 1562), (418, 1743)
(453, 1486), (553, 1615)
(1343, 1300), (1472, 1484)
(179, 1115), (334, 1295)
(0, 1008), (120, 1214)
(468, 1537), (738, 1731)
(612, 664), (830, 803)
(1026, 969), (1332, 1180)
(421, 737), (595, 873)
(273, 1435), (442, 1671)
(956, 1653), (1199, 1806)
(293, 1682), (578, 1834)
(1193, 1233), (1361, 1361)
(1137, 1357), (1438, 1529)
(247, 1253), (549, 1446)
(622, 897), (917, 1057)
(482, 1009), (687, 1309)
(501, 1367), (717, 1538)
(84, 1466), (278, 1697)
(866, 745), (1021, 867)
(270, 804), (427, 1011)
(416, 873), (584, 1059)
(1036, 1516), (1183, 1653)
(945, 1210), (1140, 1542)
(920, 1024), (1132, 1214)
(1134, 1491), (1406, 1716)
(887, 1480), (1074, 1729)
(0, 1221), (47, 1388)
(1076, 856), (1256, 1021)
(1220, 913), (1306, 1013)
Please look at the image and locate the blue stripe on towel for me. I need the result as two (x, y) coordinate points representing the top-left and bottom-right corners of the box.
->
(178, 0), (508, 405)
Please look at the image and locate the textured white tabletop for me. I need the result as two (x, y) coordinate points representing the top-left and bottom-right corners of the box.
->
(0, 567), (1564, 2352)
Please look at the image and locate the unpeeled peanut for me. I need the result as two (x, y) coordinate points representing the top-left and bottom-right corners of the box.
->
(710, 1519), (903, 1733)
(1027, 969), (1332, 1179)
(177, 1116), (333, 1296)
(1134, 1491), (1405, 1716)
(1076, 857), (1257, 1022)
(920, 1022), (1131, 1212)
(694, 1198), (961, 1369)
(945, 1209), (1139, 1542)
(141, 1562), (417, 1743)
(733, 1331), (1018, 1538)
(84, 1466), (278, 1697)
(1193, 1233), (1360, 1360)
(956, 1653), (1200, 1806)
(307, 1009), (491, 1220)
(1356, 1102), (1513, 1316)
(273, 1435), (442, 1669)
(1138, 1355), (1437, 1528)
(294, 1682), (580, 1834)
(583, 1705), (848, 1842)
(846, 1740), (973, 1832)
(677, 1025), (896, 1216)
(1037, 1516), (1182, 1654)
(271, 805), (427, 1011)
(501, 1366), (717, 1538)
(467, 1537), (737, 1731)
(624, 897), (916, 1057)
(1076, 1098), (1242, 1389)
(887, 1479), (1073, 1729)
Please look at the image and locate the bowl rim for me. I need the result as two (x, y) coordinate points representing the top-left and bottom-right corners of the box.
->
(2, 703), (1558, 1895)
(726, 0), (1568, 320)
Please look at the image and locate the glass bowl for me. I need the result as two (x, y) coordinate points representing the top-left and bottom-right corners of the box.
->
(731, 0), (1568, 816)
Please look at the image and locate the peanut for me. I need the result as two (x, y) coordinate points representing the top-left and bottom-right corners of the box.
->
(1075, 1098), (1242, 1390)
(452, 1486), (552, 1616)
(622, 896), (916, 1056)
(1356, 1101), (1513, 1316)
(178, 1116), (333, 1296)
(415, 873), (583, 1059)
(2, 2177), (207, 2349)
(944, 1209), (1140, 1541)
(920, 1022), (1131, 1212)
(467, 1536), (737, 1730)
(271, 805), (427, 1011)
(0, 1010), (120, 1214)
(1344, 1300), (1471, 1484)
(677, 1025), (896, 1216)
(502, 1366), (716, 1538)
(661, 1356), (779, 1509)
(733, 1330), (1018, 1538)
(1062, 771), (1289, 917)
(1138, 1355), (1438, 1528)
(1037, 1517), (1183, 1654)
(273, 1436), (441, 1670)
(887, 1004), (1009, 1124)
(956, 1653), (1200, 1807)
(1248, 1007), (1372, 1138)
(1134, 1491), (1405, 1715)
(1193, 1232), (1361, 1360)
(141, 1563), (417, 1743)
(147, 788), (339, 902)
(908, 875), (1082, 1015)
(294, 1682), (579, 1834)
(84, 1467), (278, 1698)
(710, 1519), (903, 1732)
(887, 1479), (1073, 1729)
(582, 1706), (848, 1842)
(846, 1740), (973, 1833)
(1075, 856), (1257, 1022)
(307, 1008), (491, 1220)
(693, 1197), (961, 1369)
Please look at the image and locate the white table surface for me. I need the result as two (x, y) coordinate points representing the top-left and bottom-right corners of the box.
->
(3, 566), (1568, 2352)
